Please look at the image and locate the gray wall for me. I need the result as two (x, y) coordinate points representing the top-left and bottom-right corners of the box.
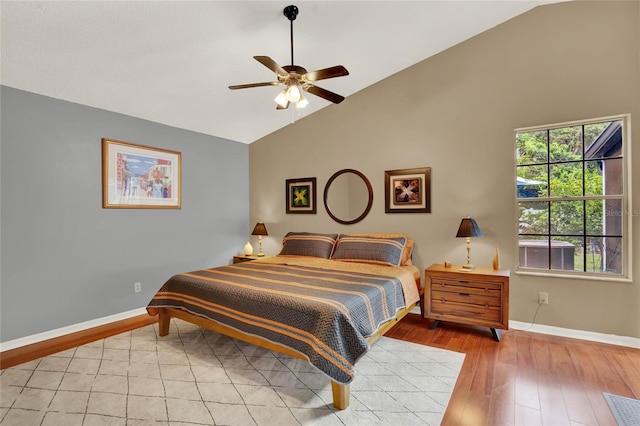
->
(1, 86), (249, 342)
(250, 1), (640, 338)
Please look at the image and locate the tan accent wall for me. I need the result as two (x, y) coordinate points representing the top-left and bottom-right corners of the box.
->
(250, 1), (640, 338)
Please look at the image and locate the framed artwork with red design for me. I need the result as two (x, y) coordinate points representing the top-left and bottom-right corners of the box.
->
(384, 167), (431, 213)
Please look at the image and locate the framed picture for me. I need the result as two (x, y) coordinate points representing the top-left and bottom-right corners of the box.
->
(384, 167), (431, 213)
(286, 177), (317, 214)
(102, 138), (181, 209)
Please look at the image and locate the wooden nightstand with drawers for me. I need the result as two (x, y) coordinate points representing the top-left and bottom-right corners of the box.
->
(425, 263), (509, 342)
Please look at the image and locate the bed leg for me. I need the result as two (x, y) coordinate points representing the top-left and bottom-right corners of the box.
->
(158, 310), (170, 336)
(331, 381), (350, 410)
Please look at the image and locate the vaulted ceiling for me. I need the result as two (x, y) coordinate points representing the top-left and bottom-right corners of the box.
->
(1, 1), (559, 144)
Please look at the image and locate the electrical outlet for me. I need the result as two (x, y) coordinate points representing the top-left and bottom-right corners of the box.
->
(134, 282), (142, 293)
(538, 291), (549, 305)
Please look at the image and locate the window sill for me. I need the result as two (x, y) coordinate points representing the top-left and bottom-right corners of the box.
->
(515, 268), (632, 283)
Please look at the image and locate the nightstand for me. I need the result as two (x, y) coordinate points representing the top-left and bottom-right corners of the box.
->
(425, 263), (509, 342)
(233, 254), (269, 264)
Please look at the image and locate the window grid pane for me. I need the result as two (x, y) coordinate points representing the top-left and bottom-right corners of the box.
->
(516, 130), (548, 165)
(549, 162), (583, 198)
(549, 126), (582, 163)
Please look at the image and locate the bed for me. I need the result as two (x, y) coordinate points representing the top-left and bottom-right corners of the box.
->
(147, 232), (421, 410)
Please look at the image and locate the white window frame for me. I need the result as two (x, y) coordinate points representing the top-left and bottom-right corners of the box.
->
(514, 114), (632, 282)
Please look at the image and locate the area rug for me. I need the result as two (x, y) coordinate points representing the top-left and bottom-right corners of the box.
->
(0, 319), (465, 426)
(604, 392), (640, 426)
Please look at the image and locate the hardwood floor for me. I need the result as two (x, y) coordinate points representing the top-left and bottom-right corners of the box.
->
(385, 314), (640, 426)
(2, 312), (638, 425)
(0, 314), (158, 370)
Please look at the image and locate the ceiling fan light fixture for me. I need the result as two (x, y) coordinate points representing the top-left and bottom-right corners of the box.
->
(274, 89), (288, 108)
(285, 83), (301, 103)
(295, 93), (309, 109)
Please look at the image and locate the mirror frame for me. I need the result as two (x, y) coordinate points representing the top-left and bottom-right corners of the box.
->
(323, 168), (374, 225)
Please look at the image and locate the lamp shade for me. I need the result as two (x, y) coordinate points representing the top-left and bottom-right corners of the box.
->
(251, 222), (268, 236)
(456, 217), (483, 238)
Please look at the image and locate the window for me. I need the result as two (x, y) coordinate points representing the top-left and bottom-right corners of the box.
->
(515, 115), (631, 279)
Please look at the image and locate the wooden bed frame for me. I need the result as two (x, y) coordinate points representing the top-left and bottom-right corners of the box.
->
(155, 280), (420, 410)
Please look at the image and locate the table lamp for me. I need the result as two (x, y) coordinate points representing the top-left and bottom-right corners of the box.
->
(456, 216), (483, 270)
(251, 222), (268, 257)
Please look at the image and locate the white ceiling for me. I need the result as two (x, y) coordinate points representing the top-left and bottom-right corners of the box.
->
(1, 1), (558, 144)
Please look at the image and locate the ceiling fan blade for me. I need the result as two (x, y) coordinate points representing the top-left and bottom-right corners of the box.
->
(229, 82), (280, 90)
(254, 56), (288, 76)
(303, 84), (345, 104)
(303, 65), (349, 82)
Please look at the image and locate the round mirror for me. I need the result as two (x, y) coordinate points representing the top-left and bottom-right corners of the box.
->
(323, 169), (373, 225)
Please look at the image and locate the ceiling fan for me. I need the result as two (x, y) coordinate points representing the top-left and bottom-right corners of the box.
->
(228, 4), (349, 110)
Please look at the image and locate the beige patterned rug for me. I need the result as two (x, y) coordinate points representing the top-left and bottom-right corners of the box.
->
(0, 319), (465, 425)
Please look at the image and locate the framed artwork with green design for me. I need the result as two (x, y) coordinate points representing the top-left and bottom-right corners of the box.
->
(286, 177), (316, 214)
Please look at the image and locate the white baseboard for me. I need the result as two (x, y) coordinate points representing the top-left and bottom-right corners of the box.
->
(509, 320), (640, 349)
(0, 308), (148, 352)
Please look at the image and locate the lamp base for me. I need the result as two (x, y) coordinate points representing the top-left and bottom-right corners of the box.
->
(461, 263), (475, 271)
(256, 235), (265, 257)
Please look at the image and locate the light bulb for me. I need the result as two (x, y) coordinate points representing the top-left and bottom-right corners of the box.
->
(295, 93), (308, 109)
(274, 89), (288, 108)
(285, 84), (301, 102)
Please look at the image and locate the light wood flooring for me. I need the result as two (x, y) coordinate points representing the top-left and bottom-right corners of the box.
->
(385, 314), (640, 426)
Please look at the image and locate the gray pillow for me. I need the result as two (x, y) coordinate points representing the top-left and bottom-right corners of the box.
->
(331, 235), (407, 266)
(278, 232), (339, 259)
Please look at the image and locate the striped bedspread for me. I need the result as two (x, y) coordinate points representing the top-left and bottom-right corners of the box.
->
(147, 259), (416, 383)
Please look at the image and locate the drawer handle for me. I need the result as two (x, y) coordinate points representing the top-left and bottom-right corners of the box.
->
(459, 292), (470, 296)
